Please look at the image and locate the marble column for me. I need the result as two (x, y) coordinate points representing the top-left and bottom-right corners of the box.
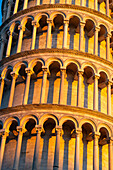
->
(31, 21), (38, 50)
(23, 0), (28, 9)
(46, 19), (52, 48)
(79, 22), (85, 51)
(17, 25), (25, 53)
(0, 130), (8, 170)
(0, 77), (5, 107)
(8, 72), (18, 107)
(41, 67), (48, 103)
(93, 74), (100, 111)
(13, 126), (23, 170)
(63, 20), (69, 49)
(107, 81), (112, 116)
(6, 0), (13, 19)
(53, 126), (62, 170)
(94, 26), (100, 56)
(106, 0), (109, 16)
(75, 128), (82, 170)
(59, 68), (66, 105)
(13, 0), (19, 14)
(106, 33), (111, 61)
(23, 68), (33, 105)
(94, 0), (98, 10)
(33, 125), (42, 170)
(77, 71), (84, 107)
(80, 0), (84, 6)
(93, 132), (100, 170)
(6, 30), (13, 57)
(109, 137), (113, 170)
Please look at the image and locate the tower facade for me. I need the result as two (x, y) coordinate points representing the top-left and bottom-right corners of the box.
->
(0, 0), (113, 170)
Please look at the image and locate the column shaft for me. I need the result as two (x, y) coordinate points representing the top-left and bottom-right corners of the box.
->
(106, 0), (109, 16)
(77, 71), (83, 107)
(23, 69), (32, 105)
(0, 132), (7, 170)
(109, 138), (113, 170)
(0, 38), (5, 60)
(41, 68), (47, 103)
(6, 31), (13, 57)
(31, 22), (37, 50)
(75, 129), (81, 170)
(33, 125), (42, 170)
(0, 78), (5, 107)
(53, 126), (61, 170)
(13, 127), (23, 170)
(93, 75), (99, 110)
(63, 20), (69, 49)
(17, 26), (24, 53)
(23, 0), (28, 9)
(79, 22), (85, 51)
(6, 1), (12, 19)
(46, 20), (52, 48)
(8, 72), (18, 107)
(80, 0), (84, 6)
(107, 81), (112, 116)
(106, 33), (111, 61)
(59, 69), (65, 104)
(93, 133), (100, 170)
(94, 0), (98, 10)
(13, 0), (19, 14)
(94, 27), (100, 56)
(36, 0), (40, 5)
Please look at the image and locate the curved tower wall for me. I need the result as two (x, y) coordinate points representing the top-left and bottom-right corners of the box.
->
(0, 1), (113, 170)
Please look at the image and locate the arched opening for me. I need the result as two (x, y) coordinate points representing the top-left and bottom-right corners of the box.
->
(98, 25), (107, 59)
(19, 118), (36, 169)
(40, 118), (56, 169)
(21, 18), (33, 52)
(68, 16), (80, 50)
(1, 67), (12, 109)
(2, 29), (9, 59)
(65, 63), (78, 106)
(35, 15), (48, 49)
(84, 19), (95, 54)
(83, 66), (94, 109)
(28, 61), (43, 104)
(10, 23), (20, 55)
(47, 61), (60, 104)
(99, 127), (109, 170)
(2, 119), (18, 170)
(98, 71), (108, 113)
(52, 14), (64, 49)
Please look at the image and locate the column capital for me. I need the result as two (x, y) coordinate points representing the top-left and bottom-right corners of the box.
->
(107, 80), (113, 85)
(35, 125), (42, 132)
(106, 32), (112, 38)
(7, 30), (13, 36)
(109, 137), (113, 143)
(80, 21), (86, 26)
(64, 19), (69, 24)
(0, 77), (5, 82)
(60, 68), (66, 73)
(32, 20), (39, 27)
(93, 132), (100, 139)
(0, 129), (9, 137)
(47, 19), (52, 24)
(18, 25), (25, 31)
(94, 26), (100, 32)
(25, 68), (34, 75)
(76, 128), (82, 135)
(78, 70), (84, 76)
(10, 71), (18, 79)
(56, 125), (62, 131)
(16, 126), (24, 133)
(42, 66), (47, 72)
(93, 73), (100, 80)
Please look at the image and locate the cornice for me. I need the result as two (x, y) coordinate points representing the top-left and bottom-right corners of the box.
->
(0, 104), (113, 124)
(0, 49), (113, 69)
(0, 4), (113, 31)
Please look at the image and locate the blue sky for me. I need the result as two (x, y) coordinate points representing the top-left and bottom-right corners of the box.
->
(0, 0), (2, 26)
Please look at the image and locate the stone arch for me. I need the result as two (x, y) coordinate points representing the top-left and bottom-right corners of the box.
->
(79, 118), (96, 132)
(1, 65), (13, 78)
(9, 21), (20, 32)
(59, 116), (78, 128)
(98, 22), (110, 33)
(97, 123), (112, 138)
(13, 61), (28, 73)
(20, 115), (38, 127)
(39, 114), (59, 126)
(83, 16), (97, 26)
(28, 58), (45, 69)
(3, 117), (19, 130)
(67, 13), (82, 21)
(81, 62), (97, 74)
(98, 68), (110, 80)
(35, 13), (49, 21)
(64, 59), (81, 70)
(45, 57), (63, 69)
(50, 11), (66, 20)
(21, 15), (34, 26)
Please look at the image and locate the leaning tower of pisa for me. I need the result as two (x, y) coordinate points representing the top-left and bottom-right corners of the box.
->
(1, 0), (113, 170)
